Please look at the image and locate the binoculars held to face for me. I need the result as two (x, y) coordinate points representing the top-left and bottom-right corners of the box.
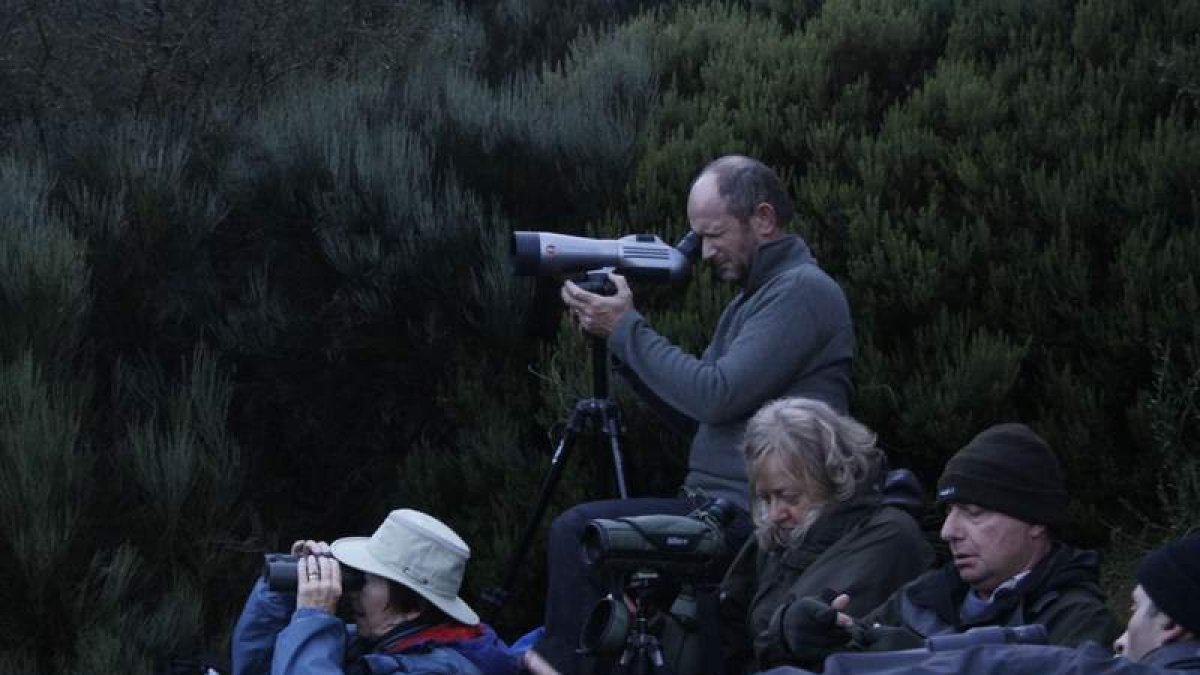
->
(262, 552), (366, 593)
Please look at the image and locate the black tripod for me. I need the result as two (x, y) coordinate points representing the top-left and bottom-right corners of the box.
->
(614, 573), (674, 675)
(482, 333), (630, 621)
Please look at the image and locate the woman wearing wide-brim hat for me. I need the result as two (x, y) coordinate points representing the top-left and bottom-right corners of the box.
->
(232, 509), (519, 675)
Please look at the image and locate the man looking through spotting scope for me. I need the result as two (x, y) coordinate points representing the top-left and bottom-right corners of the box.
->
(536, 155), (855, 673)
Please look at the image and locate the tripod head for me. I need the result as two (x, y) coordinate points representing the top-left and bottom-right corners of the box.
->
(564, 267), (619, 400)
(574, 268), (620, 296)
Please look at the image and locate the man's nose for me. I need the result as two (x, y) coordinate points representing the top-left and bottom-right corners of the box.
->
(940, 510), (961, 541)
(1113, 632), (1128, 656)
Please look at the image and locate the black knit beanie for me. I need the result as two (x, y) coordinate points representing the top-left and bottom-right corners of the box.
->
(1137, 534), (1200, 634)
(935, 423), (1068, 527)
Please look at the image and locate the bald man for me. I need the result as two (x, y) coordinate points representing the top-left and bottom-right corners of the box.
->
(539, 155), (855, 674)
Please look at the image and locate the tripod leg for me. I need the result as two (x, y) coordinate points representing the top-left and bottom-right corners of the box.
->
(482, 421), (583, 622)
(607, 434), (629, 499)
(599, 402), (629, 499)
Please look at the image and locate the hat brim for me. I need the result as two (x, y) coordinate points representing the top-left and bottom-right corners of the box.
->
(331, 536), (480, 626)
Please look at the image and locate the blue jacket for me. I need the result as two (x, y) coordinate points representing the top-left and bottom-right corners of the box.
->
(231, 579), (519, 675)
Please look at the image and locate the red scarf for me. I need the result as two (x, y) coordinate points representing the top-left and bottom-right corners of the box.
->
(383, 623), (485, 654)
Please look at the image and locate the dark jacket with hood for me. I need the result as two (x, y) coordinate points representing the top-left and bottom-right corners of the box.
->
(860, 542), (1120, 648)
(720, 494), (933, 672)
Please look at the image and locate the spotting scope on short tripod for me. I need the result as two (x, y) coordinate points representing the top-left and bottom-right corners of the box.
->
(480, 230), (700, 622)
(580, 498), (737, 675)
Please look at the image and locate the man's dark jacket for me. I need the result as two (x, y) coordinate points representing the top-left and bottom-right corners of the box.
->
(861, 542), (1120, 648)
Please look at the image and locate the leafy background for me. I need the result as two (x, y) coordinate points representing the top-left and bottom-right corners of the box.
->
(0, 0), (1197, 671)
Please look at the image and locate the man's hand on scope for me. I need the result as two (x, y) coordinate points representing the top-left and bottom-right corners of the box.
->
(561, 272), (633, 339)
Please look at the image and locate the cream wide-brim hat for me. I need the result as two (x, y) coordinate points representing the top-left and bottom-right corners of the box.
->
(331, 509), (480, 626)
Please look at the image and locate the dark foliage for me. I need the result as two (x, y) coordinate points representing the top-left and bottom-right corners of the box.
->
(0, 0), (1197, 670)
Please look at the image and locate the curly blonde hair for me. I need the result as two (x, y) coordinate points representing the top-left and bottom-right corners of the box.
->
(743, 398), (883, 549)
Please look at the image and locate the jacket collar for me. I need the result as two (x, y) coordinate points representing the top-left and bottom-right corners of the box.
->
(908, 543), (1104, 627)
(1141, 641), (1200, 669)
(742, 235), (814, 296)
(776, 494), (880, 569)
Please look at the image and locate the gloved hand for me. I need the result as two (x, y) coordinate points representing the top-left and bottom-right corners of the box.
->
(756, 595), (854, 668)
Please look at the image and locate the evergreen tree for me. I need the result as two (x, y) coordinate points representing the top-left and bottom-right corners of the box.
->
(0, 0), (1198, 664)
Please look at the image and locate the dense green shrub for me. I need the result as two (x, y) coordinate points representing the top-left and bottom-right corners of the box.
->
(0, 0), (1198, 668)
(2, 0), (662, 659)
(0, 147), (250, 671)
(0, 0), (443, 131)
(592, 0), (1200, 547)
(379, 19), (659, 633)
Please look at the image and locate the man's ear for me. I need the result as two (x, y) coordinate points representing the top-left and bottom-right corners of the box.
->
(750, 202), (779, 239)
(1160, 619), (1190, 646)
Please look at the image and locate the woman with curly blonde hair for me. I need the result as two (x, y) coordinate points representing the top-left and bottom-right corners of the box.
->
(719, 398), (933, 673)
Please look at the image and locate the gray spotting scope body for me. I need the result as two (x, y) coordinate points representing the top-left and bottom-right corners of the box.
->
(511, 231), (700, 283)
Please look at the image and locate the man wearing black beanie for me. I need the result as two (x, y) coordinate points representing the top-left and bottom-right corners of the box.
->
(1114, 533), (1200, 665)
(757, 423), (1120, 670)
(757, 533), (1200, 674)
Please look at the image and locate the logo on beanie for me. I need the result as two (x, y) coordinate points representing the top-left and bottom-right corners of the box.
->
(938, 486), (958, 500)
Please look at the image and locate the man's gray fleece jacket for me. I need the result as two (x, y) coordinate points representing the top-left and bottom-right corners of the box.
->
(607, 234), (854, 511)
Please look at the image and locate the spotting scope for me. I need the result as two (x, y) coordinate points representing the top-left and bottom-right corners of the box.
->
(511, 232), (699, 283)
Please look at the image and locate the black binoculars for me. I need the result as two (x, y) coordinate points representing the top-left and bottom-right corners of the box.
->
(261, 552), (366, 593)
